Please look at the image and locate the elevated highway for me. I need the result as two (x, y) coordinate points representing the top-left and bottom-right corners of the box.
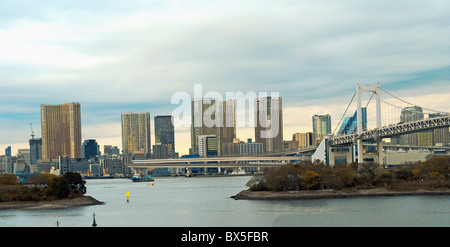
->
(129, 156), (309, 169)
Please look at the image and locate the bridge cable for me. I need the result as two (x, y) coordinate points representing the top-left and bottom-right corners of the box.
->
(380, 88), (450, 115)
(332, 91), (356, 136)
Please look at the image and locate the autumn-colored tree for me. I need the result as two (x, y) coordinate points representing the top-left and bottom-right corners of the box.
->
(333, 163), (358, 189)
(430, 172), (444, 180)
(0, 174), (19, 185)
(300, 171), (321, 190)
(26, 173), (57, 185)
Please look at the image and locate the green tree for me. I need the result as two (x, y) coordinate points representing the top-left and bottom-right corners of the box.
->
(46, 176), (70, 199)
(63, 172), (86, 194)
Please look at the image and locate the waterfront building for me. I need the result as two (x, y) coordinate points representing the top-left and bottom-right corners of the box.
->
(255, 96), (283, 153)
(191, 99), (236, 155)
(41, 102), (82, 159)
(121, 112), (151, 155)
(152, 144), (170, 159)
(238, 139), (263, 155)
(399, 106), (423, 146)
(312, 114), (331, 144)
(198, 135), (218, 157)
(337, 108), (367, 136)
(429, 113), (450, 146)
(292, 132), (315, 148)
(82, 139), (100, 159)
(100, 156), (124, 176)
(154, 115), (175, 154)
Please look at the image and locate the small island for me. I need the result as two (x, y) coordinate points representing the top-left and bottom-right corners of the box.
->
(0, 172), (103, 210)
(233, 156), (450, 200)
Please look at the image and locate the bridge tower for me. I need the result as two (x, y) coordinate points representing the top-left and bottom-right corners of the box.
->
(356, 83), (382, 164)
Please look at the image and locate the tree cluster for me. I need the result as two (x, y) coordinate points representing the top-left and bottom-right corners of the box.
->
(0, 172), (86, 202)
(246, 156), (450, 191)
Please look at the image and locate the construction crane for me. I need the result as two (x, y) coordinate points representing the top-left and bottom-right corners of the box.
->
(30, 123), (35, 140)
(29, 123), (39, 172)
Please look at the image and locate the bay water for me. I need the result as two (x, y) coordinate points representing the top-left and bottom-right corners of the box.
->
(0, 176), (449, 227)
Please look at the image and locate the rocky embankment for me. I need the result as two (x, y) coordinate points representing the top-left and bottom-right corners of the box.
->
(0, 196), (103, 210)
(232, 188), (450, 200)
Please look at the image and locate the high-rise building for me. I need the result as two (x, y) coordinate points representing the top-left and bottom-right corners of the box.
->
(82, 139), (99, 159)
(5, 146), (11, 157)
(399, 106), (423, 146)
(154, 115), (175, 154)
(293, 132), (315, 148)
(312, 114), (331, 143)
(104, 145), (120, 156)
(429, 113), (450, 146)
(29, 138), (42, 165)
(191, 99), (236, 155)
(121, 112), (151, 155)
(41, 102), (82, 159)
(152, 144), (170, 159)
(400, 106), (424, 123)
(198, 135), (218, 157)
(254, 96), (283, 153)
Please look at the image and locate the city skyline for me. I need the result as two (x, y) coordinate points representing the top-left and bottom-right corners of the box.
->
(1, 0), (450, 156)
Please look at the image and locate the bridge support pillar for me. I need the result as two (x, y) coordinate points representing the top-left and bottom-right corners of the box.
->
(377, 139), (383, 167)
(357, 138), (363, 164)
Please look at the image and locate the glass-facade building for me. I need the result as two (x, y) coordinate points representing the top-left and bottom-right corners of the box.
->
(312, 114), (331, 143)
(337, 107), (367, 136)
(82, 139), (99, 159)
(154, 115), (175, 154)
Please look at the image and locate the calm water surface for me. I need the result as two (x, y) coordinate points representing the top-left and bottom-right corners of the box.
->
(1, 176), (449, 227)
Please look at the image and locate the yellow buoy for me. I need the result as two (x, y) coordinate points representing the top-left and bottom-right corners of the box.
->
(126, 190), (130, 202)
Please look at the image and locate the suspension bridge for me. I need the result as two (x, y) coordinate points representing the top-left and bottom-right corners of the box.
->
(129, 82), (449, 174)
(313, 83), (450, 166)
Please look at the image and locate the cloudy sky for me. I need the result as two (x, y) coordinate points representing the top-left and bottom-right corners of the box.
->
(1, 0), (450, 156)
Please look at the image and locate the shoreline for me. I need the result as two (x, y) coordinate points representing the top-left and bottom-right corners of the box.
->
(0, 196), (104, 210)
(231, 188), (450, 200)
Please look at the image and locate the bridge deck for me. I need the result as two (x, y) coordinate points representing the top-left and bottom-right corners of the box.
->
(330, 116), (450, 146)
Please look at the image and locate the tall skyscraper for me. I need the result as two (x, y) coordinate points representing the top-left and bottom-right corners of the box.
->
(312, 114), (331, 143)
(429, 113), (450, 146)
(255, 96), (283, 153)
(399, 106), (423, 146)
(121, 112), (151, 155)
(154, 115), (175, 153)
(29, 138), (42, 165)
(191, 99), (236, 155)
(41, 102), (82, 159)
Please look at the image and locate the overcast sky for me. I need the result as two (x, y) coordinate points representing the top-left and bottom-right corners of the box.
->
(1, 0), (450, 156)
